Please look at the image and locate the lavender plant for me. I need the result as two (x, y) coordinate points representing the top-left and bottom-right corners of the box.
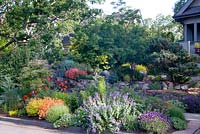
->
(138, 112), (171, 134)
(82, 92), (140, 134)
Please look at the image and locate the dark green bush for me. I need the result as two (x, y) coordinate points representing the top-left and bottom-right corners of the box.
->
(167, 107), (185, 120)
(170, 117), (187, 130)
(149, 81), (161, 90)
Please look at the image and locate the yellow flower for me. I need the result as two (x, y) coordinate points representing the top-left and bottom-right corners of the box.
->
(135, 65), (147, 72)
(9, 110), (18, 117)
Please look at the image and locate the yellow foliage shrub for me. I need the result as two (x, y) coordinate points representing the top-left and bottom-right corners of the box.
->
(135, 64), (147, 72)
(26, 98), (45, 116)
(38, 97), (64, 119)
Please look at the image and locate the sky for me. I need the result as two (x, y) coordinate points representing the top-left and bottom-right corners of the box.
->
(90, 0), (179, 19)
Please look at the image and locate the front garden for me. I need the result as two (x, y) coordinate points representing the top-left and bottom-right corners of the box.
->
(0, 0), (200, 134)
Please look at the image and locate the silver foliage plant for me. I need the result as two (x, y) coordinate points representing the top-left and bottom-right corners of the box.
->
(83, 92), (140, 134)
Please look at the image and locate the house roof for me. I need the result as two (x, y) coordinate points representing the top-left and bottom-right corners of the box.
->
(174, 0), (200, 21)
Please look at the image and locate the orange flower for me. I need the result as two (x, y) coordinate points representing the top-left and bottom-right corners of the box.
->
(23, 95), (28, 101)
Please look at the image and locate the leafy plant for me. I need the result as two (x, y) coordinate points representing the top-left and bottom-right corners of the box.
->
(149, 81), (161, 90)
(138, 112), (171, 134)
(67, 92), (81, 113)
(73, 107), (89, 129)
(26, 98), (45, 116)
(167, 107), (185, 120)
(97, 76), (106, 97)
(38, 97), (64, 119)
(82, 92), (140, 133)
(166, 100), (186, 112)
(170, 117), (187, 130)
(144, 96), (167, 113)
(46, 105), (69, 123)
(51, 91), (69, 106)
(122, 115), (139, 131)
(53, 113), (73, 128)
(0, 77), (21, 112)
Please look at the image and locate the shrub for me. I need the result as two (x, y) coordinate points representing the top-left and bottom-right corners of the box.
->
(167, 107), (185, 120)
(138, 112), (171, 134)
(135, 64), (147, 72)
(149, 81), (161, 90)
(122, 115), (139, 131)
(144, 96), (167, 113)
(38, 97), (64, 119)
(170, 117), (187, 130)
(82, 92), (140, 133)
(73, 107), (89, 129)
(46, 105), (69, 123)
(67, 92), (80, 113)
(53, 113), (73, 128)
(26, 98), (45, 116)
(0, 77), (21, 112)
(166, 100), (186, 112)
(65, 68), (87, 79)
(182, 95), (200, 113)
(51, 91), (69, 105)
(97, 76), (106, 97)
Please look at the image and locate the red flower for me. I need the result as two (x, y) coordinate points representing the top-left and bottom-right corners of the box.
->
(23, 95), (28, 101)
(34, 90), (38, 94)
(29, 92), (33, 97)
(60, 82), (65, 87)
(47, 76), (52, 82)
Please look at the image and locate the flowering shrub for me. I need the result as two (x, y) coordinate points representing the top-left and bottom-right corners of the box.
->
(182, 95), (200, 113)
(138, 112), (170, 134)
(82, 92), (140, 133)
(26, 98), (45, 116)
(46, 105), (69, 123)
(38, 97), (64, 119)
(135, 65), (147, 72)
(65, 68), (87, 79)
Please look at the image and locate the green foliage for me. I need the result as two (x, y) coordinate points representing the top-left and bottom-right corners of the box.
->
(98, 76), (106, 97)
(51, 91), (69, 106)
(53, 113), (73, 128)
(174, 0), (188, 14)
(73, 107), (89, 129)
(46, 105), (69, 123)
(0, 77), (21, 112)
(18, 60), (51, 90)
(167, 107), (185, 120)
(67, 92), (81, 113)
(149, 81), (161, 90)
(170, 117), (187, 130)
(70, 21), (149, 70)
(82, 92), (140, 133)
(144, 96), (167, 113)
(167, 100), (186, 112)
(146, 38), (200, 83)
(122, 115), (139, 131)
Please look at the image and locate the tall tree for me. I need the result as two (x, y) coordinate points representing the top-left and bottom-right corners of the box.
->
(174, 0), (188, 14)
